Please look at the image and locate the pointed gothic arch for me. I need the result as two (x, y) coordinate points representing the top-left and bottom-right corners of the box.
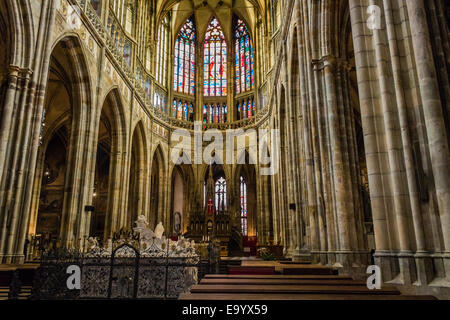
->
(93, 88), (128, 240)
(127, 120), (149, 228)
(24, 35), (95, 253)
(150, 144), (166, 229)
(173, 16), (196, 95)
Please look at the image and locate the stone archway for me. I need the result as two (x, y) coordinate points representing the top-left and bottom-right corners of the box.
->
(26, 36), (94, 252)
(235, 164), (257, 238)
(150, 145), (166, 229)
(171, 167), (184, 237)
(93, 89), (128, 241)
(127, 121), (149, 228)
(170, 164), (195, 236)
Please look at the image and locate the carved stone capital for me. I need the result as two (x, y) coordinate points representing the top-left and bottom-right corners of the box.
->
(312, 55), (351, 72)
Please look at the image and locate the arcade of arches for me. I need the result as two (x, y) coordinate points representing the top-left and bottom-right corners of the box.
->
(0, 0), (449, 297)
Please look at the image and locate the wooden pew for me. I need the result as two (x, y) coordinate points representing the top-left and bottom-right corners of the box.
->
(204, 274), (353, 280)
(179, 292), (437, 301)
(227, 266), (275, 275)
(189, 284), (401, 295)
(200, 278), (368, 286)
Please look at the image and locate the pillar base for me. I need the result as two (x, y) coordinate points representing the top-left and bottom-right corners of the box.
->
(0, 254), (25, 264)
(292, 249), (312, 263)
(386, 251), (417, 285)
(326, 251), (337, 266)
(374, 251), (450, 298)
(415, 251), (434, 286)
(443, 253), (450, 281)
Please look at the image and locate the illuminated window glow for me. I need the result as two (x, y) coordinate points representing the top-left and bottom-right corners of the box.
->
(215, 177), (227, 213)
(236, 98), (255, 120)
(172, 99), (194, 122)
(204, 17), (227, 97)
(203, 104), (227, 124)
(235, 18), (254, 94)
(156, 17), (169, 86)
(174, 17), (196, 95)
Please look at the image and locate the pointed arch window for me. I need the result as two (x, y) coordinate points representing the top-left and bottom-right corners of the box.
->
(215, 177), (227, 213)
(235, 18), (254, 94)
(174, 17), (196, 95)
(203, 104), (227, 124)
(204, 17), (227, 97)
(172, 99), (194, 122)
(240, 176), (248, 236)
(236, 98), (255, 120)
(156, 16), (169, 86)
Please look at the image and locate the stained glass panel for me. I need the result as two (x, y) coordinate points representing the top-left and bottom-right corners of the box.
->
(156, 17), (169, 86)
(203, 17), (227, 97)
(235, 18), (254, 94)
(236, 98), (255, 120)
(215, 177), (227, 212)
(174, 17), (196, 95)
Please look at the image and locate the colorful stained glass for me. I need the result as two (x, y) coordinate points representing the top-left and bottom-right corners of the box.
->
(203, 105), (208, 123)
(178, 101), (183, 119)
(184, 102), (188, 120)
(172, 99), (194, 122)
(204, 17), (227, 97)
(174, 17), (196, 95)
(236, 98), (255, 120)
(203, 104), (227, 124)
(173, 100), (177, 118)
(235, 18), (254, 94)
(215, 177), (227, 212)
(189, 103), (194, 122)
(156, 17), (169, 86)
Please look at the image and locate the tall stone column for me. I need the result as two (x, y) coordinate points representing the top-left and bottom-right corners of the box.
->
(349, 0), (396, 280)
(382, 0), (432, 285)
(406, 1), (450, 269)
(322, 55), (359, 268)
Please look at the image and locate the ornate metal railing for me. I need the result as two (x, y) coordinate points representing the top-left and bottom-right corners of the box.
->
(23, 221), (221, 300)
(26, 243), (216, 300)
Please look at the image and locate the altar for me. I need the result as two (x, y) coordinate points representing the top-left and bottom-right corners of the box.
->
(185, 166), (235, 256)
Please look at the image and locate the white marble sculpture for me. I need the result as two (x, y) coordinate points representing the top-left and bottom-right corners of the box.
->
(81, 216), (199, 299)
(154, 222), (164, 239)
(85, 217), (198, 258)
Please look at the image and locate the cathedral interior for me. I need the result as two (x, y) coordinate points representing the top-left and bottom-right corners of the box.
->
(0, 0), (449, 300)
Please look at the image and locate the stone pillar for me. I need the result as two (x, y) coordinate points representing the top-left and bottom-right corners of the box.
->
(322, 56), (354, 267)
(407, 0), (450, 259)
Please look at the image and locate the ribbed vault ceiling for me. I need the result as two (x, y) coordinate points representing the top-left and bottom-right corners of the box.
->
(157, 0), (264, 41)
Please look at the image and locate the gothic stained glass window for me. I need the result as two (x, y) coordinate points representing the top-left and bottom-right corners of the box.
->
(174, 17), (196, 95)
(203, 105), (208, 123)
(178, 100), (183, 119)
(172, 100), (177, 118)
(237, 98), (255, 120)
(188, 103), (194, 122)
(215, 177), (227, 213)
(204, 17), (227, 97)
(235, 18), (254, 94)
(172, 99), (194, 122)
(240, 176), (248, 236)
(156, 16), (169, 86)
(203, 104), (227, 124)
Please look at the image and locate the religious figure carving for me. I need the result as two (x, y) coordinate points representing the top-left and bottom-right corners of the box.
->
(154, 222), (165, 239)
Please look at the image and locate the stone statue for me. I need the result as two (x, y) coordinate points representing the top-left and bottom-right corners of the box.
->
(154, 222), (164, 239)
(135, 215), (149, 230)
(133, 216), (156, 249)
(86, 237), (99, 252)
